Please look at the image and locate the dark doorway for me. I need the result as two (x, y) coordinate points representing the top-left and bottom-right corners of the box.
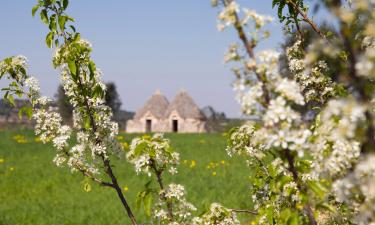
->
(172, 120), (178, 133)
(146, 119), (152, 133)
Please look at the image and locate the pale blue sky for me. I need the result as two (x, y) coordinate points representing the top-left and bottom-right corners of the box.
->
(0, 0), (289, 117)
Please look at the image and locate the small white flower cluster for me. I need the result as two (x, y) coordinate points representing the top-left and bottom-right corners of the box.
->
(3, 56), (77, 172)
(311, 99), (365, 178)
(0, 55), (28, 82)
(233, 50), (283, 115)
(242, 8), (273, 29)
(216, 1), (273, 45)
(226, 124), (259, 157)
(333, 154), (375, 225)
(282, 181), (301, 203)
(256, 50), (280, 77)
(154, 183), (196, 224)
(192, 203), (240, 225)
(234, 82), (263, 115)
(24, 77), (40, 98)
(263, 96), (301, 126)
(164, 183), (185, 200)
(286, 40), (337, 103)
(127, 133), (179, 176)
(224, 43), (241, 63)
(5, 41), (123, 179)
(275, 78), (305, 105)
(217, 1), (239, 31)
(356, 36), (375, 78)
(52, 41), (122, 175)
(267, 128), (311, 157)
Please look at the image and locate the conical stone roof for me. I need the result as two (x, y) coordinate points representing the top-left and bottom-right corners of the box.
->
(134, 90), (169, 120)
(165, 90), (205, 120)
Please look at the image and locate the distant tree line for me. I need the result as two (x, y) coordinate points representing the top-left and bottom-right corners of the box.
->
(55, 82), (133, 129)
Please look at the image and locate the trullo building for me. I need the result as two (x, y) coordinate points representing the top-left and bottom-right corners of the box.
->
(126, 90), (207, 133)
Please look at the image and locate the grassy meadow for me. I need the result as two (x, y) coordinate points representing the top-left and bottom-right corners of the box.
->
(0, 129), (253, 225)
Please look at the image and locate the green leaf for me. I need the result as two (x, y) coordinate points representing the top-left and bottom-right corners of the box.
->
(66, 16), (75, 22)
(17, 106), (32, 120)
(8, 94), (15, 106)
(32, 4), (40, 17)
(308, 181), (328, 200)
(46, 32), (54, 48)
(73, 32), (81, 42)
(25, 107), (33, 119)
(134, 142), (148, 156)
(40, 9), (49, 25)
(135, 192), (144, 209)
(316, 202), (336, 212)
(49, 14), (57, 32)
(69, 25), (76, 32)
(287, 213), (299, 225)
(18, 107), (25, 119)
(93, 85), (103, 99)
(144, 193), (153, 217)
(88, 61), (96, 80)
(62, 0), (69, 10)
(83, 115), (91, 129)
(272, 0), (279, 8)
(67, 59), (77, 75)
(58, 15), (67, 31)
(278, 2), (286, 22)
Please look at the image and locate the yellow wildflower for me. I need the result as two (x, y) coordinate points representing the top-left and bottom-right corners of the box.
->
(190, 160), (196, 168)
(13, 135), (28, 144)
(221, 160), (225, 165)
(117, 136), (124, 141)
(212, 171), (217, 176)
(0, 158), (4, 164)
(121, 142), (129, 150)
(9, 167), (14, 171)
(123, 186), (129, 192)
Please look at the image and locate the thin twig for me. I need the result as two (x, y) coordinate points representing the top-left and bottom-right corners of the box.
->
(287, 0), (326, 39)
(284, 149), (317, 225)
(62, 150), (113, 187)
(231, 209), (258, 215)
(222, 0), (270, 105)
(150, 160), (174, 220)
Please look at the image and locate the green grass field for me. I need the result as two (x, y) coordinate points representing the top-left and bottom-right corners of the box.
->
(0, 129), (253, 225)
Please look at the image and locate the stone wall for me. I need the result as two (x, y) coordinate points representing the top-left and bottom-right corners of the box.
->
(126, 110), (207, 133)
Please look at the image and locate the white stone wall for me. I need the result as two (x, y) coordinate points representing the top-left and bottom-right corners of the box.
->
(126, 111), (207, 133)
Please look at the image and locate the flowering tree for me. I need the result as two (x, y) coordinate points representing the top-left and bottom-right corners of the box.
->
(213, 0), (375, 224)
(1, 0), (137, 224)
(1, 0), (375, 224)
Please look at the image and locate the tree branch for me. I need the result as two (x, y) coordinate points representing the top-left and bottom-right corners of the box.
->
(75, 69), (138, 225)
(231, 209), (258, 215)
(222, 0), (271, 105)
(287, 0), (326, 39)
(62, 150), (113, 188)
(150, 160), (174, 221)
(284, 149), (317, 225)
